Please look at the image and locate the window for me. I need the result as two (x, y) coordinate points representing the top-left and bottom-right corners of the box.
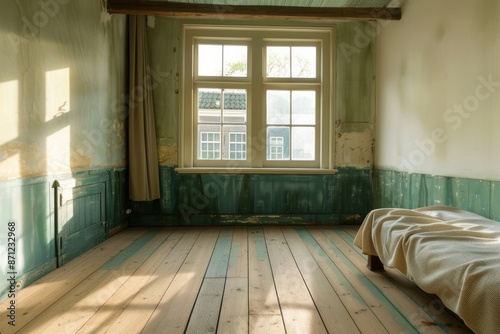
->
(180, 24), (333, 172)
(229, 132), (246, 160)
(200, 132), (221, 159)
(268, 136), (284, 160)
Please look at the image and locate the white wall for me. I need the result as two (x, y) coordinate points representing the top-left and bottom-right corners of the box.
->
(0, 1), (127, 180)
(376, 0), (500, 179)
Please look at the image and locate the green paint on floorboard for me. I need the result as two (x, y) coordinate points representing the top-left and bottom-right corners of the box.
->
(332, 227), (452, 333)
(249, 228), (269, 262)
(205, 236), (232, 278)
(316, 228), (420, 334)
(100, 229), (160, 270)
(295, 227), (367, 306)
(334, 228), (364, 256)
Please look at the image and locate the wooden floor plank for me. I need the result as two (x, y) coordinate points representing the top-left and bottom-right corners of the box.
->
(2, 225), (476, 334)
(140, 227), (220, 333)
(185, 277), (226, 334)
(218, 277), (249, 333)
(249, 314), (286, 334)
(18, 269), (130, 334)
(341, 224), (361, 239)
(248, 228), (282, 318)
(282, 227), (361, 334)
(76, 228), (186, 334)
(332, 227), (472, 333)
(19, 228), (175, 334)
(227, 226), (248, 278)
(104, 228), (203, 334)
(307, 227), (418, 334)
(264, 226), (328, 334)
(205, 227), (233, 278)
(321, 227), (454, 334)
(0, 228), (150, 333)
(296, 227), (388, 334)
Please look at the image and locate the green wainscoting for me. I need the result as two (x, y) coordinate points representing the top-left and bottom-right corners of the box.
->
(373, 169), (500, 221)
(130, 166), (373, 226)
(0, 168), (128, 300)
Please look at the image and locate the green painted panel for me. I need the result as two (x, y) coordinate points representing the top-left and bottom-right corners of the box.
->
(390, 171), (409, 208)
(409, 173), (451, 209)
(59, 181), (107, 265)
(374, 169), (500, 222)
(109, 169), (129, 232)
(131, 166), (372, 226)
(467, 179), (491, 217)
(409, 173), (428, 209)
(10, 182), (52, 275)
(490, 182), (500, 221)
(450, 178), (469, 210)
(160, 166), (177, 214)
(424, 175), (450, 207)
(0, 168), (127, 301)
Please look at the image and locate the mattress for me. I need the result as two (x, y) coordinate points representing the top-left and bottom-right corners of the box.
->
(354, 206), (500, 334)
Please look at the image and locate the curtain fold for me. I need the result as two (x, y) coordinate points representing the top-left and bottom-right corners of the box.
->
(128, 15), (160, 201)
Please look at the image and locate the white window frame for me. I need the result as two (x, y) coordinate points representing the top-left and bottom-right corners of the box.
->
(178, 24), (335, 174)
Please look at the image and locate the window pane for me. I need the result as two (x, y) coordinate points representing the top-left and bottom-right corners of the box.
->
(198, 88), (222, 123)
(292, 127), (315, 160)
(223, 89), (246, 124)
(223, 45), (247, 77)
(199, 125), (221, 160)
(267, 90), (290, 125)
(292, 47), (316, 78)
(267, 127), (290, 160)
(292, 91), (315, 125)
(198, 44), (222, 76)
(225, 128), (247, 160)
(266, 46), (290, 78)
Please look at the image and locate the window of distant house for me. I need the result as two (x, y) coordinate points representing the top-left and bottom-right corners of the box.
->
(179, 24), (334, 172)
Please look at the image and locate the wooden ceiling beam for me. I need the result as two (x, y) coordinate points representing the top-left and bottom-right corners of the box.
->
(106, 0), (401, 21)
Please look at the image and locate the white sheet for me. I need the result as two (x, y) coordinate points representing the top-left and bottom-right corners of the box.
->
(354, 206), (500, 334)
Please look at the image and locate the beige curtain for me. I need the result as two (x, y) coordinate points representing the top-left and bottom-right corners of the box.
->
(128, 16), (160, 201)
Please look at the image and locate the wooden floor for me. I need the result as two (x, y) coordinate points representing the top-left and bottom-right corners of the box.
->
(0, 226), (473, 334)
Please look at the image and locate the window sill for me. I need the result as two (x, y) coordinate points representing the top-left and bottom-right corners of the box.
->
(174, 167), (339, 175)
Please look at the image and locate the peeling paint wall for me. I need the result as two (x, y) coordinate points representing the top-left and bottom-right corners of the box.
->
(376, 0), (500, 179)
(0, 0), (127, 181)
(334, 21), (376, 168)
(149, 19), (375, 169)
(335, 129), (373, 167)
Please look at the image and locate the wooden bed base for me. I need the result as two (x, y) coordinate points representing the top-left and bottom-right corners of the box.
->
(367, 255), (384, 271)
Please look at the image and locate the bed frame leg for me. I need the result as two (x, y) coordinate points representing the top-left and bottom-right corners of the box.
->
(367, 255), (384, 271)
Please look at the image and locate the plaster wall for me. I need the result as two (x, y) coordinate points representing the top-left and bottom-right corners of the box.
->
(0, 0), (127, 180)
(376, 0), (500, 179)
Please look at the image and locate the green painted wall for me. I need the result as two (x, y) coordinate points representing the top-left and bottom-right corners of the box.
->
(374, 169), (500, 221)
(0, 1), (129, 299)
(0, 168), (128, 299)
(130, 166), (372, 226)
